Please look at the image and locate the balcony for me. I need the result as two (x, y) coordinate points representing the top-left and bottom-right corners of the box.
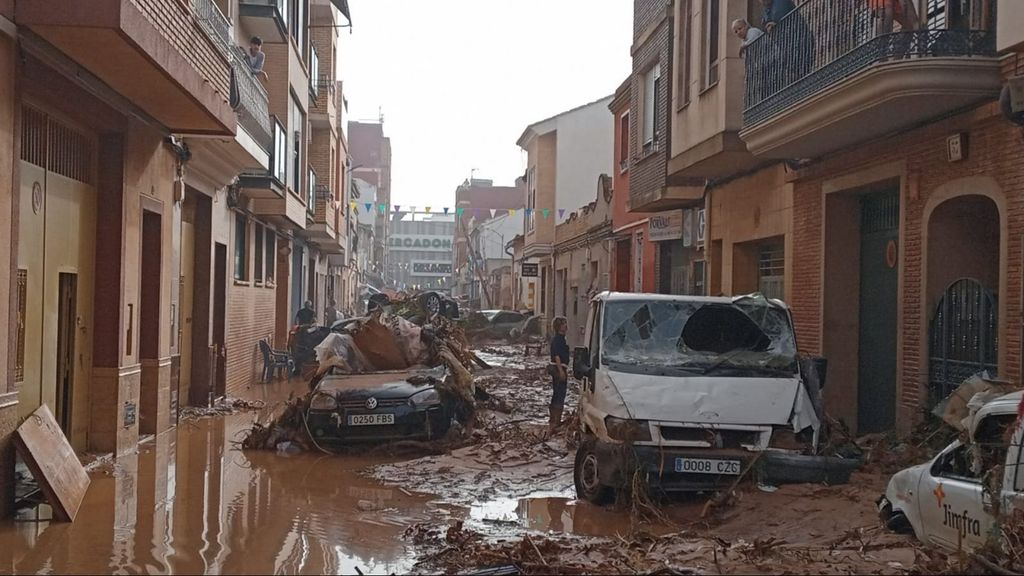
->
(17, 0), (234, 134)
(230, 47), (273, 154)
(238, 116), (286, 199)
(238, 0), (288, 43)
(311, 75), (338, 129)
(307, 184), (343, 253)
(629, 183), (705, 213)
(739, 0), (1000, 159)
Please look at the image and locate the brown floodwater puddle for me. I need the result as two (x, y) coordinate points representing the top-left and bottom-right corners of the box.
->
(0, 374), (662, 575)
(0, 378), (446, 575)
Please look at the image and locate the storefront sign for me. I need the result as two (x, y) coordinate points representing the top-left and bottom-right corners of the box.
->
(388, 235), (453, 251)
(412, 261), (452, 277)
(521, 262), (539, 277)
(649, 210), (684, 242)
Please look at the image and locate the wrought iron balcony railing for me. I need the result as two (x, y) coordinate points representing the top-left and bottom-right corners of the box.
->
(742, 0), (997, 127)
(230, 46), (273, 153)
(316, 184), (334, 201)
(193, 0), (232, 60)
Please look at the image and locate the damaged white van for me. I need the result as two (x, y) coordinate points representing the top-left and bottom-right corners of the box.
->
(571, 292), (832, 503)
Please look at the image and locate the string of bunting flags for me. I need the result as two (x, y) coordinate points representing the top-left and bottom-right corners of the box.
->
(345, 203), (573, 218)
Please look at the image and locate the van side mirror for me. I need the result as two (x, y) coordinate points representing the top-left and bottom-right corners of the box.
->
(573, 346), (590, 380)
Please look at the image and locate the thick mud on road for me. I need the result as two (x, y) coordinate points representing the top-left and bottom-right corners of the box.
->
(1, 345), (953, 575)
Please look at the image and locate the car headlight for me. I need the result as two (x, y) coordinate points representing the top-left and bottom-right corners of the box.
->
(604, 416), (652, 442)
(310, 393), (338, 411)
(409, 389), (441, 407)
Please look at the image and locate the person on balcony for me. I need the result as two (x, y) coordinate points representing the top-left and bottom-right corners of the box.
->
(870, 0), (920, 34)
(245, 36), (268, 81)
(733, 18), (765, 58)
(760, 0), (815, 85)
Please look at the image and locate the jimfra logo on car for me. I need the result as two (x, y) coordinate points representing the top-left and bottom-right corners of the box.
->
(943, 504), (982, 538)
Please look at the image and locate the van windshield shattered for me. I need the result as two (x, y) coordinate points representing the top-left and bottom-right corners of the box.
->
(601, 296), (798, 376)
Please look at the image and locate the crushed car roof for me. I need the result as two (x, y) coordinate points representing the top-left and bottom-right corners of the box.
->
(592, 291), (790, 309)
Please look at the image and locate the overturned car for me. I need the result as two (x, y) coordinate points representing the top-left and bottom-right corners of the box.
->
(571, 292), (846, 503)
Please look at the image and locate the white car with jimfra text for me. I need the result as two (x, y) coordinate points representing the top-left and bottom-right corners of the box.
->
(880, 391), (1024, 551)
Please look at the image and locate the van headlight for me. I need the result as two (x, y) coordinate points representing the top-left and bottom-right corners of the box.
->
(310, 393), (338, 411)
(409, 389), (440, 407)
(605, 416), (652, 442)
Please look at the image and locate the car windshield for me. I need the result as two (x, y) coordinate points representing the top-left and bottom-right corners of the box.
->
(600, 295), (798, 376)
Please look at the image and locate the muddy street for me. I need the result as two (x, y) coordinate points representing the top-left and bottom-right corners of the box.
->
(1, 346), (954, 575)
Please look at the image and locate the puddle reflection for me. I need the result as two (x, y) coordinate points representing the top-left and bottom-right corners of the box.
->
(469, 491), (655, 538)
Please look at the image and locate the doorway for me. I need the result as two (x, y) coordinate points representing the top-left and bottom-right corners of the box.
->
(139, 209), (162, 434)
(56, 273), (77, 434)
(926, 194), (1000, 403)
(213, 243), (228, 400)
(16, 105), (97, 449)
(857, 190), (899, 433)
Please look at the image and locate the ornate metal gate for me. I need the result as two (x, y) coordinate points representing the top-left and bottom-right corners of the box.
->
(928, 278), (998, 404)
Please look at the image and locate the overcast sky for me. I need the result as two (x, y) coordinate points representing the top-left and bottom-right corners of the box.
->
(338, 0), (632, 211)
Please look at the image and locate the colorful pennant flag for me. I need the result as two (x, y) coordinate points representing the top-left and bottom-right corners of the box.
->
(456, 207), (465, 216)
(425, 206), (432, 214)
(473, 209), (480, 218)
(444, 207), (450, 214)
(525, 208), (533, 215)
(378, 204), (386, 214)
(542, 208), (550, 218)
(394, 205), (401, 212)
(509, 208), (516, 216)
(489, 209), (497, 218)
(410, 206), (417, 213)
(350, 202), (357, 212)
(364, 202), (372, 212)
(558, 208), (566, 219)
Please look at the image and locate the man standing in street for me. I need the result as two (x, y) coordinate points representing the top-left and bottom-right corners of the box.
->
(296, 300), (316, 326)
(324, 299), (340, 326)
(548, 317), (570, 430)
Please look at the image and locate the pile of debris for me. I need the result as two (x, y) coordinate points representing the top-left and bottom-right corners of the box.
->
(405, 519), (945, 575)
(241, 307), (486, 454)
(179, 397), (266, 420)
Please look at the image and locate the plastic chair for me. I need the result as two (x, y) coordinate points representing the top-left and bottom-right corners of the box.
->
(259, 339), (293, 382)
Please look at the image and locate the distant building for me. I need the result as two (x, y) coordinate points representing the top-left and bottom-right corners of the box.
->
(348, 120), (392, 275)
(452, 177), (525, 304)
(463, 211), (524, 310)
(516, 96), (614, 319)
(388, 213), (456, 291)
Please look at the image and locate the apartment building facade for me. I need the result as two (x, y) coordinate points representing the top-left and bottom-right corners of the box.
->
(609, 77), (657, 294)
(648, 0), (1024, 436)
(516, 96), (614, 320)
(0, 0), (353, 516)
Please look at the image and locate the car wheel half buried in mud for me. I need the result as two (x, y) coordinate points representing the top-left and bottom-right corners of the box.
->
(574, 437), (613, 505)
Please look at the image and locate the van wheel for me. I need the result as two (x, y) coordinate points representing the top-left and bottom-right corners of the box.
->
(574, 438), (613, 505)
